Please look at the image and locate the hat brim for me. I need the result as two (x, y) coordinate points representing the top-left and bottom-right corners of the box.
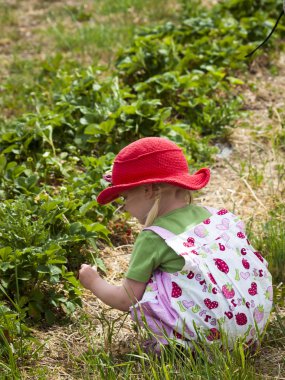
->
(97, 168), (210, 205)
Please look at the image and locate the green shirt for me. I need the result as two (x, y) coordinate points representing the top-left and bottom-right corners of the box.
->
(126, 204), (211, 282)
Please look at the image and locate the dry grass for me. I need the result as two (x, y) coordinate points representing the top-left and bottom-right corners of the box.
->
(203, 54), (285, 223)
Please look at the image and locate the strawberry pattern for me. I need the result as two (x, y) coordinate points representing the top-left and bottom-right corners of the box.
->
(235, 312), (248, 326)
(214, 258), (229, 273)
(222, 284), (235, 299)
(130, 207), (273, 351)
(242, 258), (250, 269)
(204, 298), (219, 309)
(248, 282), (258, 296)
(253, 305), (264, 323)
(172, 282), (182, 298)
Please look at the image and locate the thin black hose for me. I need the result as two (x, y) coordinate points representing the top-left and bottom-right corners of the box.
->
(245, 9), (284, 58)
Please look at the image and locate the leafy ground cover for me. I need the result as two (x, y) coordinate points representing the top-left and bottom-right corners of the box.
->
(0, 0), (284, 378)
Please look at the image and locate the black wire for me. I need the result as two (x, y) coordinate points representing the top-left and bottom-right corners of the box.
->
(245, 9), (284, 58)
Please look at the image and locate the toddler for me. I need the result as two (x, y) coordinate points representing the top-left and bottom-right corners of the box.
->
(79, 137), (272, 352)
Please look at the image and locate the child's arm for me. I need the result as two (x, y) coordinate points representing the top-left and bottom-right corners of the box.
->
(79, 264), (147, 312)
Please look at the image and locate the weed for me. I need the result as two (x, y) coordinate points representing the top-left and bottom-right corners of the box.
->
(250, 203), (285, 284)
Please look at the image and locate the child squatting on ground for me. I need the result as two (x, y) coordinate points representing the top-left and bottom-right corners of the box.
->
(79, 137), (273, 353)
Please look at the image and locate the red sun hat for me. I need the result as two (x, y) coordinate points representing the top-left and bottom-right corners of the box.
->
(97, 137), (210, 205)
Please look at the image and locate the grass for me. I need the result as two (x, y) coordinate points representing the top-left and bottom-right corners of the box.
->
(249, 203), (285, 285)
(17, 305), (283, 379)
(13, 307), (258, 379)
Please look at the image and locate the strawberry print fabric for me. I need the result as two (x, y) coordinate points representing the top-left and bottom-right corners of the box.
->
(130, 208), (273, 349)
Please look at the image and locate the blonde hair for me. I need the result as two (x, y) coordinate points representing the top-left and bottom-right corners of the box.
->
(144, 185), (193, 228)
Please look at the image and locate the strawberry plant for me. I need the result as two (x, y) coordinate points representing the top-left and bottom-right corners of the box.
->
(216, 0), (282, 19)
(0, 196), (110, 323)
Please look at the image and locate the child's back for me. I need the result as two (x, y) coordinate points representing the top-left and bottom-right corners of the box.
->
(131, 206), (272, 350)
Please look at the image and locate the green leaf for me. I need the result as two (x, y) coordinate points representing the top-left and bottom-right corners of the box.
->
(227, 76), (244, 85)
(84, 124), (100, 135)
(17, 272), (32, 281)
(79, 200), (98, 215)
(0, 155), (6, 174)
(99, 119), (116, 134)
(18, 296), (29, 308)
(86, 223), (109, 236)
(41, 200), (61, 212)
(47, 257), (67, 265)
(37, 265), (50, 274)
(94, 257), (107, 273)
(0, 262), (14, 272)
(120, 105), (136, 114)
(15, 174), (38, 190)
(0, 279), (9, 288)
(61, 301), (76, 314)
(48, 265), (62, 276)
(69, 222), (87, 235)
(0, 247), (13, 260)
(50, 275), (60, 284)
(79, 117), (89, 126)
(64, 274), (80, 288)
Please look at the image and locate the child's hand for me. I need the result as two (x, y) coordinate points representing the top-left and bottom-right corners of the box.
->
(79, 264), (100, 291)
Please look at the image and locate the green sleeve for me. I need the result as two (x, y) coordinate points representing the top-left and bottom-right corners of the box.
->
(125, 231), (162, 283)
